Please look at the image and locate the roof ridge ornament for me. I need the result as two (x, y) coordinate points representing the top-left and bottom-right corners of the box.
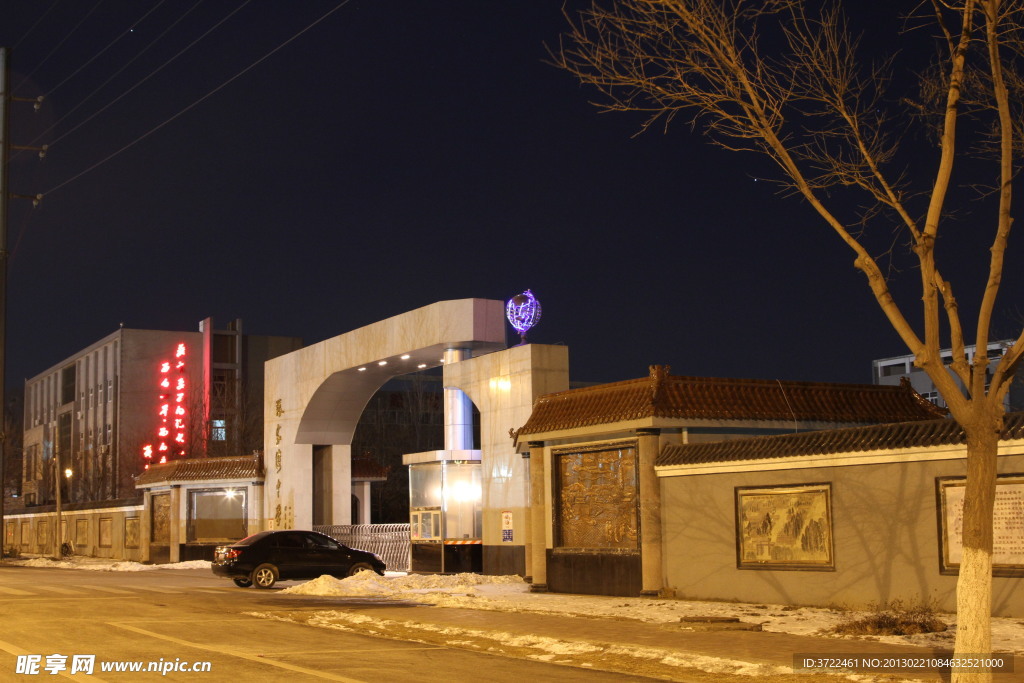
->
(649, 364), (671, 410)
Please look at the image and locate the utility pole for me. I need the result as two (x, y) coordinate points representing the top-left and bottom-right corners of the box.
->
(0, 47), (11, 561)
(0, 48), (45, 560)
(53, 451), (61, 559)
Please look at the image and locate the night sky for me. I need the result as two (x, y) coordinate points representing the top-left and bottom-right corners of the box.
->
(3, 2), (1022, 391)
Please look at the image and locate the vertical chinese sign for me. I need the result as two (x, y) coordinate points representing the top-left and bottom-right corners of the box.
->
(142, 343), (190, 469)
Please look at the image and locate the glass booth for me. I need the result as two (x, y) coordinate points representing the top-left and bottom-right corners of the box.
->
(406, 454), (482, 573)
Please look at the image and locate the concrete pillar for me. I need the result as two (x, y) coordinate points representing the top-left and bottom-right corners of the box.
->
(329, 445), (352, 525)
(251, 482), (264, 534)
(522, 452), (533, 582)
(528, 441), (547, 592)
(169, 485), (182, 563)
(443, 348), (473, 450)
(355, 481), (372, 524)
(141, 490), (152, 563)
(637, 429), (663, 596)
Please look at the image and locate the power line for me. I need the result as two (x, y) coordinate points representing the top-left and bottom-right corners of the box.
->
(43, 0), (352, 197)
(12, 0), (62, 51)
(45, 0), (170, 98)
(48, 0), (244, 149)
(16, 0), (208, 157)
(14, 0), (106, 94)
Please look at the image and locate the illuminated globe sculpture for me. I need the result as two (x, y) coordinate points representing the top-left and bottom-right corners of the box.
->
(506, 289), (542, 345)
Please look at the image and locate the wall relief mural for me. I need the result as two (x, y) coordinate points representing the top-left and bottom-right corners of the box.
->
(736, 483), (833, 570)
(555, 442), (638, 550)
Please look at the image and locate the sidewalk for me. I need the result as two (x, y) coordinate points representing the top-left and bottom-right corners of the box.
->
(290, 602), (1021, 682)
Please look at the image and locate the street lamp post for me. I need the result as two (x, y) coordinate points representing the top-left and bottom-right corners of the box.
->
(52, 456), (71, 559)
(53, 456), (61, 559)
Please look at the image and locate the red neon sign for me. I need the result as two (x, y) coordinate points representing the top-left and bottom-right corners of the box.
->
(142, 342), (189, 469)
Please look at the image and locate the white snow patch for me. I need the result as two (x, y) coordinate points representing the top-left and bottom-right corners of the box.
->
(8, 556), (210, 571)
(13, 554), (1024, 661)
(278, 572), (1024, 656)
(280, 571), (521, 597)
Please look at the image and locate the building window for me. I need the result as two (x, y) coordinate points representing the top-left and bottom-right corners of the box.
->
(61, 366), (76, 405)
(880, 363), (906, 377)
(211, 419), (227, 442)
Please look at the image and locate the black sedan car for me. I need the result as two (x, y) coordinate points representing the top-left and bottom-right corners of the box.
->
(212, 530), (386, 588)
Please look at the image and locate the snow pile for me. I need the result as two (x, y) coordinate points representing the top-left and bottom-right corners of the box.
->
(281, 571), (523, 597)
(280, 572), (1024, 656)
(9, 556), (210, 571)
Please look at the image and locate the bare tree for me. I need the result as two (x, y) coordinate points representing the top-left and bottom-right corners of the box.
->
(554, 0), (1023, 677)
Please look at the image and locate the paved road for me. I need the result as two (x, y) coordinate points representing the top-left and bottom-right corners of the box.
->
(0, 565), (648, 682)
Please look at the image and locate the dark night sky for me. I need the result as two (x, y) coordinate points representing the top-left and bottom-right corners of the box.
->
(3, 1), (1021, 390)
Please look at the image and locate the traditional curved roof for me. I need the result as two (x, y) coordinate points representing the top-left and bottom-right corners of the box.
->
(352, 457), (390, 482)
(135, 453), (263, 486)
(515, 366), (945, 438)
(657, 412), (1024, 466)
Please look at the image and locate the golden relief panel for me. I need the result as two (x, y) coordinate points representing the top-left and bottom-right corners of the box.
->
(151, 494), (171, 544)
(556, 443), (638, 550)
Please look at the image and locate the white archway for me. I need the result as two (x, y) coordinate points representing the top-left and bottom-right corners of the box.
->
(264, 299), (505, 529)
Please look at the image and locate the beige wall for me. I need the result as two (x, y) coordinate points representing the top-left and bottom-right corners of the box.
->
(659, 453), (1024, 617)
(5, 506), (145, 562)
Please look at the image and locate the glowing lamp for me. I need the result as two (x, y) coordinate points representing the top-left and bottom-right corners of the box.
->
(506, 289), (542, 344)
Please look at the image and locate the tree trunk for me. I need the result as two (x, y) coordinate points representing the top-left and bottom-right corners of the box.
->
(952, 419), (1000, 683)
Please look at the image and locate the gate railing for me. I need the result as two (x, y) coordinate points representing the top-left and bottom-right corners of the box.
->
(314, 523), (410, 573)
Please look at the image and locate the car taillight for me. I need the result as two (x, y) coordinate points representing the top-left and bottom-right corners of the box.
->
(223, 548), (241, 560)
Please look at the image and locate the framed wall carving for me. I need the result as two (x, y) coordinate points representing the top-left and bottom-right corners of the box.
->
(554, 441), (639, 551)
(75, 519), (89, 547)
(937, 474), (1024, 577)
(151, 493), (171, 544)
(125, 518), (140, 549)
(735, 483), (834, 570)
(98, 518), (112, 548)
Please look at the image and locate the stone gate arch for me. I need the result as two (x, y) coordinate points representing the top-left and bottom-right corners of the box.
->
(263, 298), (569, 575)
(264, 299), (505, 529)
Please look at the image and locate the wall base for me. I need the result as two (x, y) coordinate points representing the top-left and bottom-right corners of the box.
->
(483, 544), (525, 576)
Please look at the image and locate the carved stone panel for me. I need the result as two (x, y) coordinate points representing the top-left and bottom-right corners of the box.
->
(555, 442), (638, 550)
(151, 493), (171, 544)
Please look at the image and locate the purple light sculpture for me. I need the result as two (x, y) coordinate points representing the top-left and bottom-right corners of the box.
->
(506, 289), (542, 344)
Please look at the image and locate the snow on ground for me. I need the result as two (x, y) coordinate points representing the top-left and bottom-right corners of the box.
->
(281, 571), (1024, 656)
(10, 555), (1023, 657)
(7, 555), (211, 572)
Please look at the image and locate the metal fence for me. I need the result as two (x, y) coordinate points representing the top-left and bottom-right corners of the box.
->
(314, 523), (410, 573)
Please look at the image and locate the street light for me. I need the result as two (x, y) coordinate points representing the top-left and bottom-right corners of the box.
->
(52, 460), (72, 559)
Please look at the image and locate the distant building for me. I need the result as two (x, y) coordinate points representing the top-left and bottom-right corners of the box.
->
(18, 318), (301, 507)
(872, 340), (1022, 410)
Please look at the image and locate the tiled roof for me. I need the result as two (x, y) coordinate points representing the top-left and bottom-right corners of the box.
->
(135, 454), (263, 486)
(352, 458), (390, 481)
(515, 366), (946, 438)
(657, 412), (1024, 466)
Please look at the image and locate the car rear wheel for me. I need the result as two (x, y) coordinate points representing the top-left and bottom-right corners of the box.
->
(252, 564), (279, 589)
(346, 562), (374, 577)
(233, 577), (252, 588)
